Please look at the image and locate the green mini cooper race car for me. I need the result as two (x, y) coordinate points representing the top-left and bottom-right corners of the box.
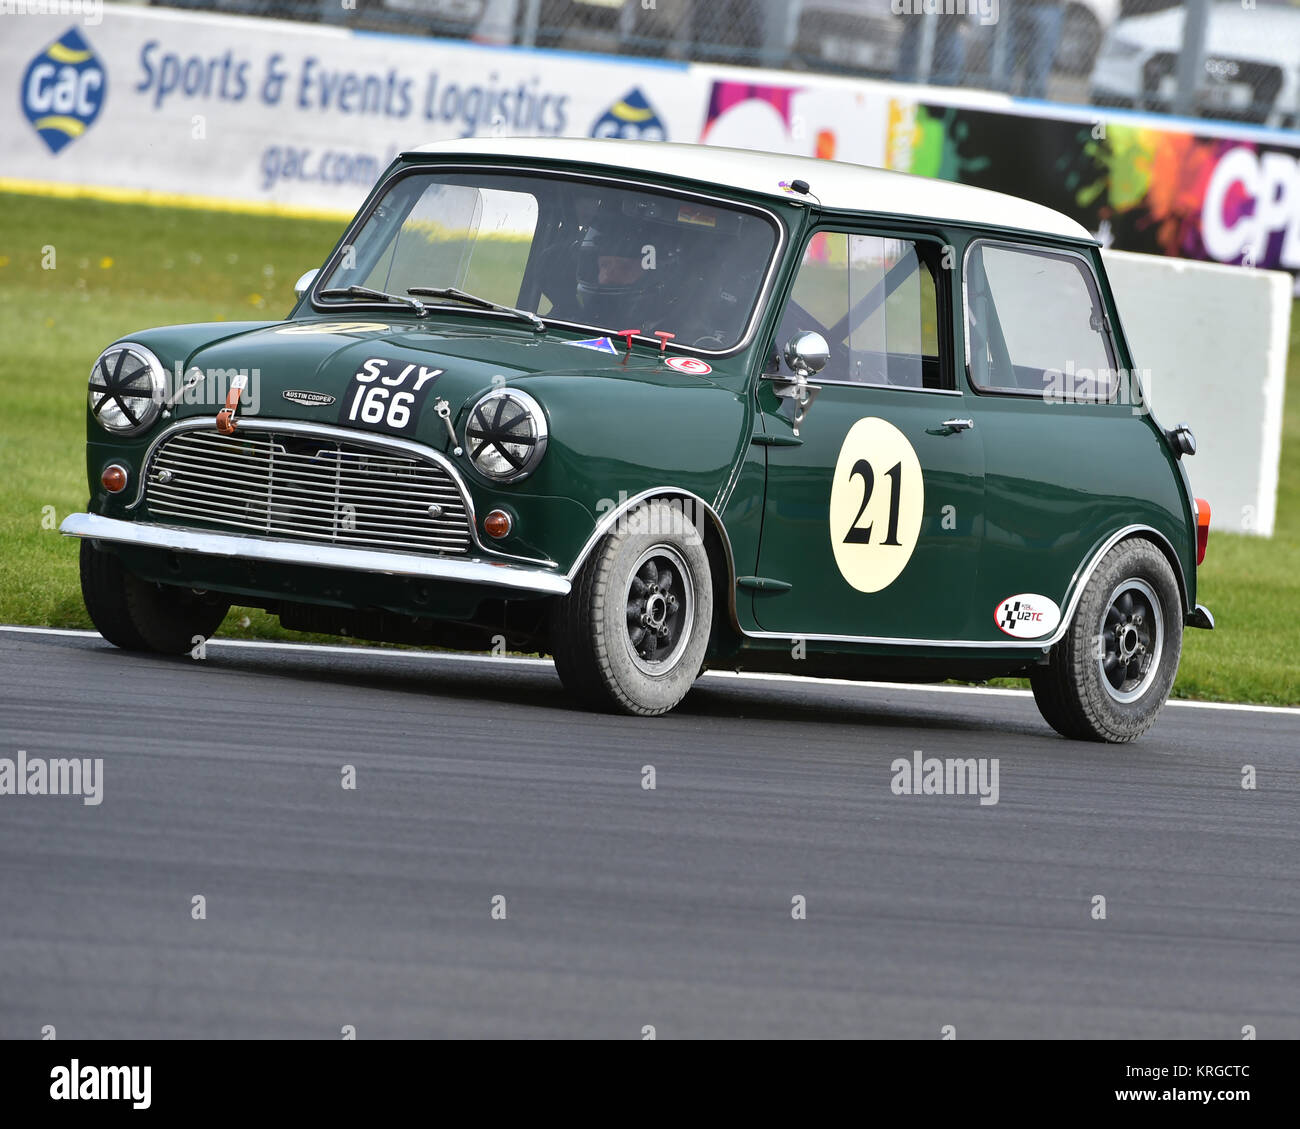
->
(64, 137), (1214, 741)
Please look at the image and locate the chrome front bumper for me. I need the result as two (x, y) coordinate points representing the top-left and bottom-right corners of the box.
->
(61, 513), (571, 596)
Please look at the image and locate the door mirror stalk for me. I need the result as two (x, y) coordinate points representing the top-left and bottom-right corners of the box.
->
(763, 331), (829, 435)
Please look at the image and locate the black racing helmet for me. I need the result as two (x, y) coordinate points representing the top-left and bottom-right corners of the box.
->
(575, 198), (674, 329)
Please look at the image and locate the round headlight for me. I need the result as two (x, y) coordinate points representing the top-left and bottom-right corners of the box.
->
(465, 389), (548, 483)
(88, 343), (166, 435)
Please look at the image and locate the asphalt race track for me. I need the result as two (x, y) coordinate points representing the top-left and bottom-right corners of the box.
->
(1, 627), (1296, 1039)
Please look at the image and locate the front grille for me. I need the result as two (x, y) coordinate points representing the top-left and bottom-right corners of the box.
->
(144, 428), (473, 555)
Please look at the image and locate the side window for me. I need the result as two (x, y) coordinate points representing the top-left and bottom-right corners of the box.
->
(773, 232), (946, 390)
(965, 242), (1116, 399)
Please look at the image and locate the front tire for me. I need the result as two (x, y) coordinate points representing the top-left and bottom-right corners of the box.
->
(551, 499), (713, 716)
(1031, 538), (1182, 742)
(80, 539), (230, 655)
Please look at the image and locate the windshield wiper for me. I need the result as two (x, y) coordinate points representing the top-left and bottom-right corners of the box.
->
(318, 285), (427, 315)
(408, 286), (545, 332)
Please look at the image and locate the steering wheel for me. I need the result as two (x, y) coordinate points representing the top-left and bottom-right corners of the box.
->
(690, 333), (727, 350)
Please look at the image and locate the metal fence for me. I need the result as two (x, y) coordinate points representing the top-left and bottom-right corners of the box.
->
(150, 0), (1300, 128)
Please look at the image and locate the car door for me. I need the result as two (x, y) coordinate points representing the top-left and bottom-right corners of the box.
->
(962, 237), (1179, 643)
(752, 227), (986, 642)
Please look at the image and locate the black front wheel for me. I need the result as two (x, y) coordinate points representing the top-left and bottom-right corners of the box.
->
(550, 499), (713, 716)
(80, 539), (230, 655)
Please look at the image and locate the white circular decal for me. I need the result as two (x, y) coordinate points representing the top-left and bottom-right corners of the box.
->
(276, 322), (391, 335)
(994, 593), (1062, 637)
(829, 417), (924, 593)
(665, 356), (711, 375)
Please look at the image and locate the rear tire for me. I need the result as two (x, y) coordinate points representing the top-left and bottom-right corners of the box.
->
(80, 539), (230, 655)
(551, 499), (712, 716)
(1031, 538), (1182, 742)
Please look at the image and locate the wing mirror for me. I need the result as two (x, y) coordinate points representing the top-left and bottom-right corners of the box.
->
(784, 330), (829, 377)
(294, 269), (320, 299)
(762, 331), (827, 436)
(1167, 422), (1196, 458)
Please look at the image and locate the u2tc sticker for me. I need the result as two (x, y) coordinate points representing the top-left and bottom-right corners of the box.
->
(829, 417), (924, 593)
(994, 593), (1062, 638)
(339, 358), (442, 436)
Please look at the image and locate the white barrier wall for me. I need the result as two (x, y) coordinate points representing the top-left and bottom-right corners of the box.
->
(1, 5), (914, 213)
(1103, 251), (1291, 537)
(1, 5), (715, 214)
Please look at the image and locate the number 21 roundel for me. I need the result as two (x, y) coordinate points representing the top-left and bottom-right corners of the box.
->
(829, 417), (924, 593)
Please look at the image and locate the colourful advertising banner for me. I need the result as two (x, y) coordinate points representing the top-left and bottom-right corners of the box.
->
(698, 73), (889, 167)
(886, 99), (1300, 280)
(4, 3), (1297, 285)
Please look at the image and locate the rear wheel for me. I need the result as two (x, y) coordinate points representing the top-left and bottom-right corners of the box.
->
(80, 539), (230, 655)
(551, 499), (712, 715)
(1031, 538), (1182, 742)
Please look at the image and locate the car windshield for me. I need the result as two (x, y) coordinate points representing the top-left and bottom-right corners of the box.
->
(316, 169), (780, 351)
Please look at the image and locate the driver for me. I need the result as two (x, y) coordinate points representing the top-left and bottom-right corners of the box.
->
(572, 196), (757, 348)
(574, 204), (672, 331)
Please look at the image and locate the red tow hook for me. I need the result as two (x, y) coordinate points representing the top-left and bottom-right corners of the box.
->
(215, 373), (248, 435)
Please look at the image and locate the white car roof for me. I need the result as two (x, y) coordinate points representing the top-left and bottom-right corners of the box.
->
(409, 136), (1095, 243)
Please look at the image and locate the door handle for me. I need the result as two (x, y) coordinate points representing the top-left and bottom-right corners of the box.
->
(941, 418), (974, 431)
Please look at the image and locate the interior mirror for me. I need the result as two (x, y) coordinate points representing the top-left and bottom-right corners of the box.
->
(294, 269), (320, 299)
(784, 330), (830, 377)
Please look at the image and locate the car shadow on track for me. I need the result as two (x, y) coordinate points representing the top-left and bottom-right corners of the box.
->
(128, 637), (1062, 742)
(10, 631), (1127, 754)
(24, 631), (1063, 743)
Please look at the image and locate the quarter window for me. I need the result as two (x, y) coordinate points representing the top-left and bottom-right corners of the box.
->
(965, 243), (1116, 399)
(773, 233), (945, 390)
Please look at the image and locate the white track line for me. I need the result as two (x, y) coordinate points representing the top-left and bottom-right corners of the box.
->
(3, 624), (1297, 715)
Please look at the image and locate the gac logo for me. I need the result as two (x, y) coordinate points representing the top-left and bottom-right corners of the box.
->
(590, 88), (666, 142)
(21, 28), (107, 155)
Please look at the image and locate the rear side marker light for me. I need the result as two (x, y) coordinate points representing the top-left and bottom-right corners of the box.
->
(1195, 498), (1210, 565)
